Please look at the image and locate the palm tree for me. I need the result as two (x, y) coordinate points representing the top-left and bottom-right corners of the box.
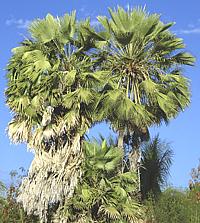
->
(6, 13), (108, 221)
(86, 6), (194, 170)
(140, 135), (173, 199)
(91, 134), (173, 201)
(60, 140), (144, 223)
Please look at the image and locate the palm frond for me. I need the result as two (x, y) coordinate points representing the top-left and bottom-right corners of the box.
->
(140, 135), (173, 199)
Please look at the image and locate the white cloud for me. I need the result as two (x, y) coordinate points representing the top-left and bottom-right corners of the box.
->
(5, 18), (31, 29)
(178, 27), (200, 34)
(176, 18), (200, 35)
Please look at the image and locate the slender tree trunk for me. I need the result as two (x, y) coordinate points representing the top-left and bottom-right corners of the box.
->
(118, 129), (126, 173)
(129, 146), (142, 201)
(129, 147), (140, 171)
(117, 129), (124, 148)
(129, 128), (149, 192)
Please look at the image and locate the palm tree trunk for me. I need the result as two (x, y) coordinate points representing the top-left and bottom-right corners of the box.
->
(118, 129), (124, 148)
(129, 146), (142, 197)
(128, 128), (149, 197)
(129, 147), (140, 171)
(117, 129), (125, 173)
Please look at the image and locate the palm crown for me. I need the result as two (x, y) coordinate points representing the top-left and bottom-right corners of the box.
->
(6, 12), (108, 149)
(89, 7), (195, 132)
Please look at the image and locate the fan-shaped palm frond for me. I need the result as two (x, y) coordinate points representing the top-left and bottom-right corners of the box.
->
(61, 140), (144, 223)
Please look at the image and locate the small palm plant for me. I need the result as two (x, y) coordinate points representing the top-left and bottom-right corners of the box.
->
(60, 140), (144, 223)
(140, 135), (173, 199)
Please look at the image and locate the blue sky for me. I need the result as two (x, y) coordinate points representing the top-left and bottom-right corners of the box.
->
(0, 0), (200, 187)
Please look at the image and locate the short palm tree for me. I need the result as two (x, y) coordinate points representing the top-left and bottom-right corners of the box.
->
(140, 135), (173, 199)
(6, 12), (108, 220)
(60, 140), (144, 223)
(86, 7), (194, 170)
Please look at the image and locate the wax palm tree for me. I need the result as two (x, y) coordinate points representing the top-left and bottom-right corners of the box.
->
(6, 12), (108, 221)
(85, 6), (194, 169)
(140, 135), (173, 199)
(59, 140), (144, 223)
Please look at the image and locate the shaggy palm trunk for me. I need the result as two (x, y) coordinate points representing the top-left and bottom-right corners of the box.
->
(17, 134), (83, 222)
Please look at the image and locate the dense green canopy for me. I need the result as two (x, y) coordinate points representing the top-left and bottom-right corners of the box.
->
(90, 7), (195, 132)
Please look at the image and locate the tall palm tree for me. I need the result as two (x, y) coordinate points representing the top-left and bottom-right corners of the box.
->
(86, 6), (194, 170)
(6, 13), (108, 221)
(140, 135), (173, 199)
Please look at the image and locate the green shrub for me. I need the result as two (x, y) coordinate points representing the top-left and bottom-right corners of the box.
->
(145, 188), (200, 223)
(0, 169), (39, 223)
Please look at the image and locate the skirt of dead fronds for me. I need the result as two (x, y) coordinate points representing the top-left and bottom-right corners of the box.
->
(17, 134), (83, 222)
